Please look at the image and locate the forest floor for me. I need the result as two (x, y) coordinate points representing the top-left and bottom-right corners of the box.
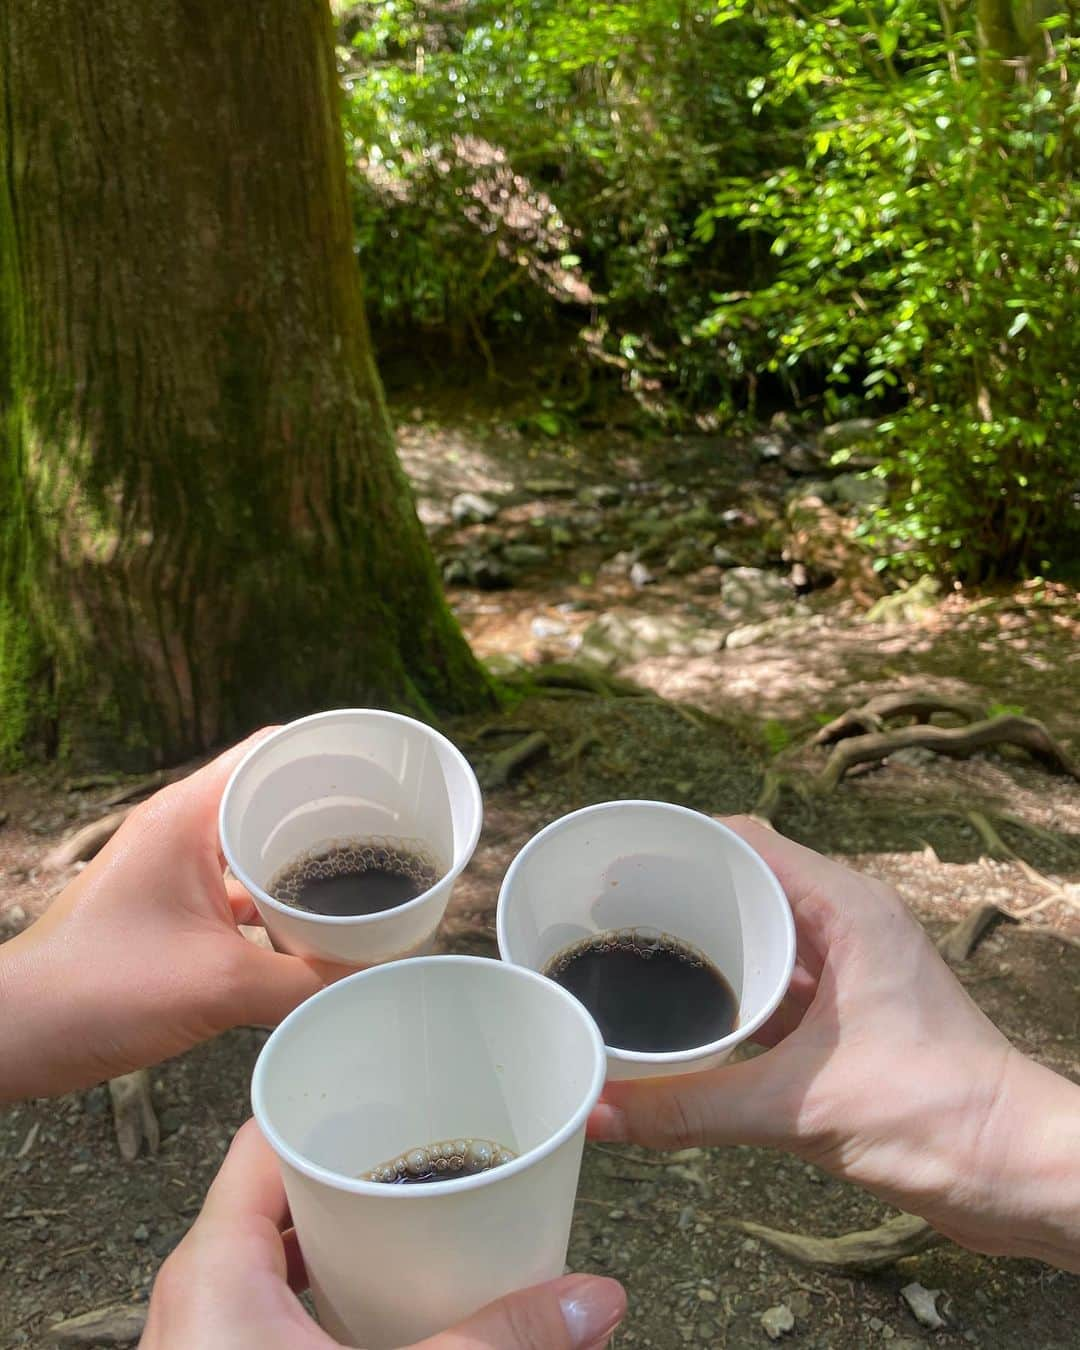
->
(1, 400), (1079, 1349)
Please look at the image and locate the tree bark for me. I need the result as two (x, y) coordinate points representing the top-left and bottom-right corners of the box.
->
(0, 0), (492, 767)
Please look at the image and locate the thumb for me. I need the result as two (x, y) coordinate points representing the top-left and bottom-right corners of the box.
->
(408, 1274), (625, 1350)
(224, 943), (327, 1029)
(588, 1047), (799, 1151)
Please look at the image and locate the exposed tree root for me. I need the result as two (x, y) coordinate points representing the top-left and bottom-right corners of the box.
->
(478, 731), (550, 789)
(820, 714), (1079, 790)
(42, 809), (134, 872)
(939, 903), (1017, 964)
(729, 1211), (943, 1272)
(814, 691), (985, 746)
(556, 730), (600, 769)
(108, 1070), (160, 1162)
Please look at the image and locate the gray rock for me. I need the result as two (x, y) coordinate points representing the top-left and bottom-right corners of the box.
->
(580, 613), (725, 668)
(751, 433), (785, 462)
(579, 484), (622, 508)
(503, 543), (549, 567)
(761, 1304), (796, 1339)
(666, 546), (705, 576)
(450, 491), (499, 525)
(441, 558), (472, 587)
(720, 566), (791, 613)
(470, 557), (512, 591)
(786, 478), (838, 505)
(725, 613), (824, 649)
(820, 416), (880, 451)
(132, 1223), (149, 1243)
(483, 652), (528, 678)
(630, 561), (656, 589)
(833, 472), (887, 507)
(865, 576), (941, 626)
(530, 616), (569, 640)
(711, 545), (739, 568)
(901, 1283), (945, 1331)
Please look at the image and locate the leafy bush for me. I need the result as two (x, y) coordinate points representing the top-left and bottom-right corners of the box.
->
(694, 2), (1079, 578)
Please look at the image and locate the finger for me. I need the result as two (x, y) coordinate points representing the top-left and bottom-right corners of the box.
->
(226, 878), (262, 926)
(716, 815), (877, 951)
(282, 1227), (308, 1294)
(150, 726), (281, 838)
(224, 943), (327, 1028)
(201, 1119), (290, 1228)
(408, 1274), (625, 1350)
(587, 1046), (801, 1151)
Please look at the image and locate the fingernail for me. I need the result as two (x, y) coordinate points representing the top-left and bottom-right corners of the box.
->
(586, 1103), (628, 1143)
(559, 1276), (625, 1347)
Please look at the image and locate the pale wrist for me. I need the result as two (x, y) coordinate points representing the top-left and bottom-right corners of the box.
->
(0, 920), (105, 1101)
(976, 1048), (1080, 1271)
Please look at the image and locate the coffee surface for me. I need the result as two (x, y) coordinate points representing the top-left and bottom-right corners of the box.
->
(360, 1138), (517, 1185)
(543, 929), (737, 1053)
(269, 839), (439, 916)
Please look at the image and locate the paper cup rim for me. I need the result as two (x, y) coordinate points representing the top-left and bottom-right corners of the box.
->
(218, 709), (484, 928)
(496, 799), (796, 1069)
(251, 954), (607, 1197)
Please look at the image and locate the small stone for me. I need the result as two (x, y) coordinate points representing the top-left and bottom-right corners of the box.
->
(711, 545), (738, 568)
(751, 433), (785, 462)
(720, 567), (791, 613)
(630, 561), (656, 588)
(760, 1305), (795, 1340)
(869, 1317), (884, 1332)
(820, 416), (880, 453)
(441, 558), (471, 587)
(133, 1223), (149, 1243)
(503, 543), (549, 567)
(470, 557), (512, 591)
(667, 546), (707, 576)
(832, 472), (887, 508)
(787, 1292), (812, 1319)
(530, 616), (568, 640)
(720, 507), (756, 528)
(450, 492), (499, 525)
(900, 1282), (945, 1331)
(157, 1108), (184, 1136)
(696, 1287), (717, 1303)
(740, 1237), (759, 1253)
(580, 484), (622, 508)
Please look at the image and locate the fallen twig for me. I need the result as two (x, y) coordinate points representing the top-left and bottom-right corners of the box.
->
(728, 1211), (943, 1272)
(46, 1303), (147, 1345)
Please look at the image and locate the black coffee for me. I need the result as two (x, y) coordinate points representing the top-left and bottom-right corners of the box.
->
(269, 839), (439, 917)
(360, 1138), (517, 1185)
(543, 929), (737, 1053)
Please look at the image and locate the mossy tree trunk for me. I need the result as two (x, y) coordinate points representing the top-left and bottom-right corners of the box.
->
(0, 0), (492, 766)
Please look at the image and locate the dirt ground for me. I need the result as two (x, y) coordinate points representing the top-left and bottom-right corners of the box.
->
(1, 404), (1078, 1349)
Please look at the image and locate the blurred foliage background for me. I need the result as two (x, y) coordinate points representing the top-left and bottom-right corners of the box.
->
(337, 0), (1078, 581)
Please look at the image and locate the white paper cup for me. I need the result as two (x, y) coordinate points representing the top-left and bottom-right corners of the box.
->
(497, 800), (796, 1081)
(251, 954), (605, 1348)
(219, 710), (482, 967)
